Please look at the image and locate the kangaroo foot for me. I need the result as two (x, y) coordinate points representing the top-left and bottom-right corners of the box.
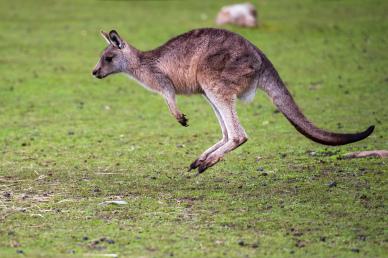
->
(188, 158), (203, 172)
(197, 154), (222, 174)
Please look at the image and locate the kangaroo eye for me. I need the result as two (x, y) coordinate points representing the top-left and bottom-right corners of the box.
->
(104, 56), (113, 62)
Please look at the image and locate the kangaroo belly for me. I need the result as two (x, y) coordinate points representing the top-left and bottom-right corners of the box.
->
(168, 66), (200, 94)
(158, 57), (203, 95)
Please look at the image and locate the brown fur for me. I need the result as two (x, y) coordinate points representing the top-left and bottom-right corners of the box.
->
(92, 28), (374, 174)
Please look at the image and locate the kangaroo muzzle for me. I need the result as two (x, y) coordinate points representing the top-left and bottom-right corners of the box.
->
(92, 68), (104, 79)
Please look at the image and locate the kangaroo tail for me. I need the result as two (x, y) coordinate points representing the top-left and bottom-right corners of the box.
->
(258, 62), (374, 146)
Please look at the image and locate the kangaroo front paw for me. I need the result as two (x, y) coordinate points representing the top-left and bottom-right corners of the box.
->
(178, 114), (189, 127)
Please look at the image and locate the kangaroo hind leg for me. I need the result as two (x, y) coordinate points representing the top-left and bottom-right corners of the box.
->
(195, 91), (248, 174)
(189, 94), (229, 171)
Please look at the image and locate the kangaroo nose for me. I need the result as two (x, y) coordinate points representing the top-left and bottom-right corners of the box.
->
(92, 69), (98, 76)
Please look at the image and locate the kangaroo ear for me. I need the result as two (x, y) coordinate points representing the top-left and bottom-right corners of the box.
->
(109, 30), (125, 49)
(100, 30), (111, 45)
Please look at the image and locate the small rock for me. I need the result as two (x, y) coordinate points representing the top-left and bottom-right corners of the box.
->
(257, 167), (264, 172)
(293, 231), (303, 237)
(214, 240), (224, 245)
(328, 181), (337, 188)
(238, 240), (245, 246)
(216, 3), (258, 28)
(98, 200), (128, 206)
(10, 240), (21, 247)
(3, 192), (11, 198)
(251, 242), (259, 248)
(106, 239), (115, 244)
(295, 240), (305, 248)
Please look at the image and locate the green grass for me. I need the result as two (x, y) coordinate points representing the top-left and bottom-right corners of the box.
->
(0, 0), (387, 257)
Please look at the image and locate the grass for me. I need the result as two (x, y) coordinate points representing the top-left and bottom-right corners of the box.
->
(0, 0), (387, 257)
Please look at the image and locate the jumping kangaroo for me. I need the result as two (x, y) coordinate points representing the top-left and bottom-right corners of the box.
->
(92, 28), (374, 174)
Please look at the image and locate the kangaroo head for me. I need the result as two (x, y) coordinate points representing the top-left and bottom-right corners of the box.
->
(92, 30), (137, 79)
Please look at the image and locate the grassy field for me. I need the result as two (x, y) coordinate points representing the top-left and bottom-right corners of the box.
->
(0, 0), (387, 257)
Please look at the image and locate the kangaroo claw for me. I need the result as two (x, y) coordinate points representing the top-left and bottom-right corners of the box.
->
(188, 159), (200, 172)
(178, 114), (189, 127)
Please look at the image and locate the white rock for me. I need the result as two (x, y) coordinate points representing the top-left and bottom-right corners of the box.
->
(98, 200), (128, 205)
(216, 3), (258, 28)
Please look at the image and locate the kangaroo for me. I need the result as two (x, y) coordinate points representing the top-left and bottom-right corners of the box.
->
(92, 28), (374, 174)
